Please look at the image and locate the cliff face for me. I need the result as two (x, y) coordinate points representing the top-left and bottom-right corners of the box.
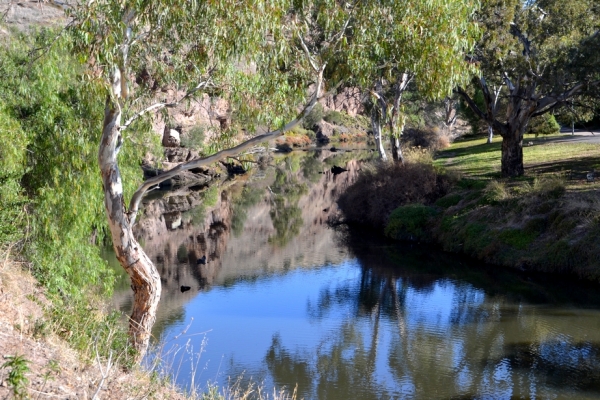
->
(0, 1), (67, 35)
(112, 151), (364, 330)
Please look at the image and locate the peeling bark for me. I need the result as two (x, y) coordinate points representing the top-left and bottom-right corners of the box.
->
(99, 99), (161, 361)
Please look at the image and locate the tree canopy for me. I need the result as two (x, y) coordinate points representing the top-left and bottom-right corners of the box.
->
(457, 0), (600, 176)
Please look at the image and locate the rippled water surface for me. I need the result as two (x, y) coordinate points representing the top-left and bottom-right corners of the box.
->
(111, 150), (600, 399)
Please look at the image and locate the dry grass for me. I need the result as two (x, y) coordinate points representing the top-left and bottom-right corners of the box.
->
(0, 247), (189, 400)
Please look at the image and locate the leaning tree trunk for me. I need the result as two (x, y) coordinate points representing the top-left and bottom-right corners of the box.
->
(99, 99), (161, 362)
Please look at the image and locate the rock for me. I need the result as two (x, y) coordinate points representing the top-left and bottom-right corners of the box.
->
(314, 120), (335, 143)
(162, 127), (181, 148)
(320, 87), (364, 117)
(164, 212), (182, 230)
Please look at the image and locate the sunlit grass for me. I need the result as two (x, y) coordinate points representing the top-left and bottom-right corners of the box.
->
(435, 135), (600, 185)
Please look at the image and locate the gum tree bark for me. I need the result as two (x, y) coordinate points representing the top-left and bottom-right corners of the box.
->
(99, 99), (161, 360)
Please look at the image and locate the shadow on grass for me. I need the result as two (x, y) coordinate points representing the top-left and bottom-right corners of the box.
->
(526, 155), (600, 180)
(437, 141), (502, 160)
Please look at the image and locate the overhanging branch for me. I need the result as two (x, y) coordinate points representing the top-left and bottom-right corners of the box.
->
(120, 78), (212, 130)
(127, 64), (327, 224)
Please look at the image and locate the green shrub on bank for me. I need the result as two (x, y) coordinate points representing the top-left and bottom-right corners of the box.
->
(0, 106), (28, 245)
(385, 204), (438, 241)
(0, 30), (155, 299)
(302, 102), (324, 129)
(527, 113), (560, 136)
(0, 30), (157, 360)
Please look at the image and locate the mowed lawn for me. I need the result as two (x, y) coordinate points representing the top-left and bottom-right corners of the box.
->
(435, 134), (600, 185)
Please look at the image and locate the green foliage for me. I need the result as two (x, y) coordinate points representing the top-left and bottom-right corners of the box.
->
(303, 102), (324, 129)
(323, 110), (346, 125)
(435, 194), (463, 208)
(1, 355), (30, 399)
(0, 107), (28, 245)
(532, 175), (566, 198)
(484, 181), (510, 202)
(385, 204), (438, 242)
(527, 114), (561, 136)
(459, 86), (487, 136)
(181, 125), (207, 150)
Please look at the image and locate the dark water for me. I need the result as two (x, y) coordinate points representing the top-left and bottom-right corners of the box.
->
(110, 150), (600, 399)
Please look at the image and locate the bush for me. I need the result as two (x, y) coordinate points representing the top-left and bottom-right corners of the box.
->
(302, 102), (324, 129)
(385, 204), (438, 241)
(527, 114), (560, 136)
(323, 110), (346, 125)
(181, 125), (206, 149)
(533, 174), (566, 198)
(338, 161), (454, 228)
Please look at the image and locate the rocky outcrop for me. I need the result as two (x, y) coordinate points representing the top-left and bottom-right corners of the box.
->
(320, 87), (365, 117)
(314, 120), (336, 143)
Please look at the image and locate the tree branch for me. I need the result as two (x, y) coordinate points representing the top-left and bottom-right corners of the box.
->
(534, 80), (600, 114)
(127, 64), (327, 224)
(120, 79), (212, 130)
(454, 86), (487, 121)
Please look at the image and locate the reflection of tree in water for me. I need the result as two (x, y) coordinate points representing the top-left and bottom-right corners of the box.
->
(265, 320), (396, 400)
(265, 232), (600, 399)
(268, 160), (307, 247)
(230, 185), (264, 237)
(301, 152), (323, 183)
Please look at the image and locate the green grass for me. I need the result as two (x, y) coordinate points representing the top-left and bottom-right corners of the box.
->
(436, 136), (600, 185)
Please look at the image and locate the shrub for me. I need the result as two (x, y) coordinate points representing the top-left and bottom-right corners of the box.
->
(532, 174), (566, 198)
(323, 110), (346, 125)
(338, 161), (454, 228)
(181, 125), (206, 149)
(302, 102), (324, 129)
(527, 113), (560, 136)
(385, 204), (438, 241)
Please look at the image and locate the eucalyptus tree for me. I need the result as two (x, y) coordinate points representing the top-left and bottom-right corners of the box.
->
(456, 0), (600, 177)
(345, 0), (480, 162)
(68, 0), (336, 360)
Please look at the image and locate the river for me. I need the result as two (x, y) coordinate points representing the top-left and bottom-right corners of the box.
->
(110, 149), (600, 399)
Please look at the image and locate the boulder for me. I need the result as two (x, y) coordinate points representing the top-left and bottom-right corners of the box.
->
(314, 120), (335, 143)
(162, 127), (181, 147)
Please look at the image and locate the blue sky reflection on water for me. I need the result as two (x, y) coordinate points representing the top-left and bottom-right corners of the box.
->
(146, 258), (502, 399)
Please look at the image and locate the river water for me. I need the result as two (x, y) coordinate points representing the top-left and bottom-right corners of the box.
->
(111, 150), (600, 399)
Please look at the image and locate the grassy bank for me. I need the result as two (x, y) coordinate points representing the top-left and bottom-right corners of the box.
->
(339, 134), (600, 280)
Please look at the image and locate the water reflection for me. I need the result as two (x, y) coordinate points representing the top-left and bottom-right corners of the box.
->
(109, 150), (600, 399)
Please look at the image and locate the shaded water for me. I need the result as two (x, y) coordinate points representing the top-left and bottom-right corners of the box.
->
(111, 150), (600, 399)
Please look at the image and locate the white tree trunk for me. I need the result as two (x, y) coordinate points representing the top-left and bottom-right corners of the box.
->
(487, 124), (494, 143)
(371, 108), (387, 161)
(99, 100), (161, 362)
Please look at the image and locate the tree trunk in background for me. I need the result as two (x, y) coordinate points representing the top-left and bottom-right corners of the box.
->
(371, 107), (387, 161)
(99, 99), (161, 362)
(390, 136), (403, 163)
(487, 125), (494, 143)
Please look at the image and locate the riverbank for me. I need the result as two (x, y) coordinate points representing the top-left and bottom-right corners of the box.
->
(338, 134), (600, 281)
